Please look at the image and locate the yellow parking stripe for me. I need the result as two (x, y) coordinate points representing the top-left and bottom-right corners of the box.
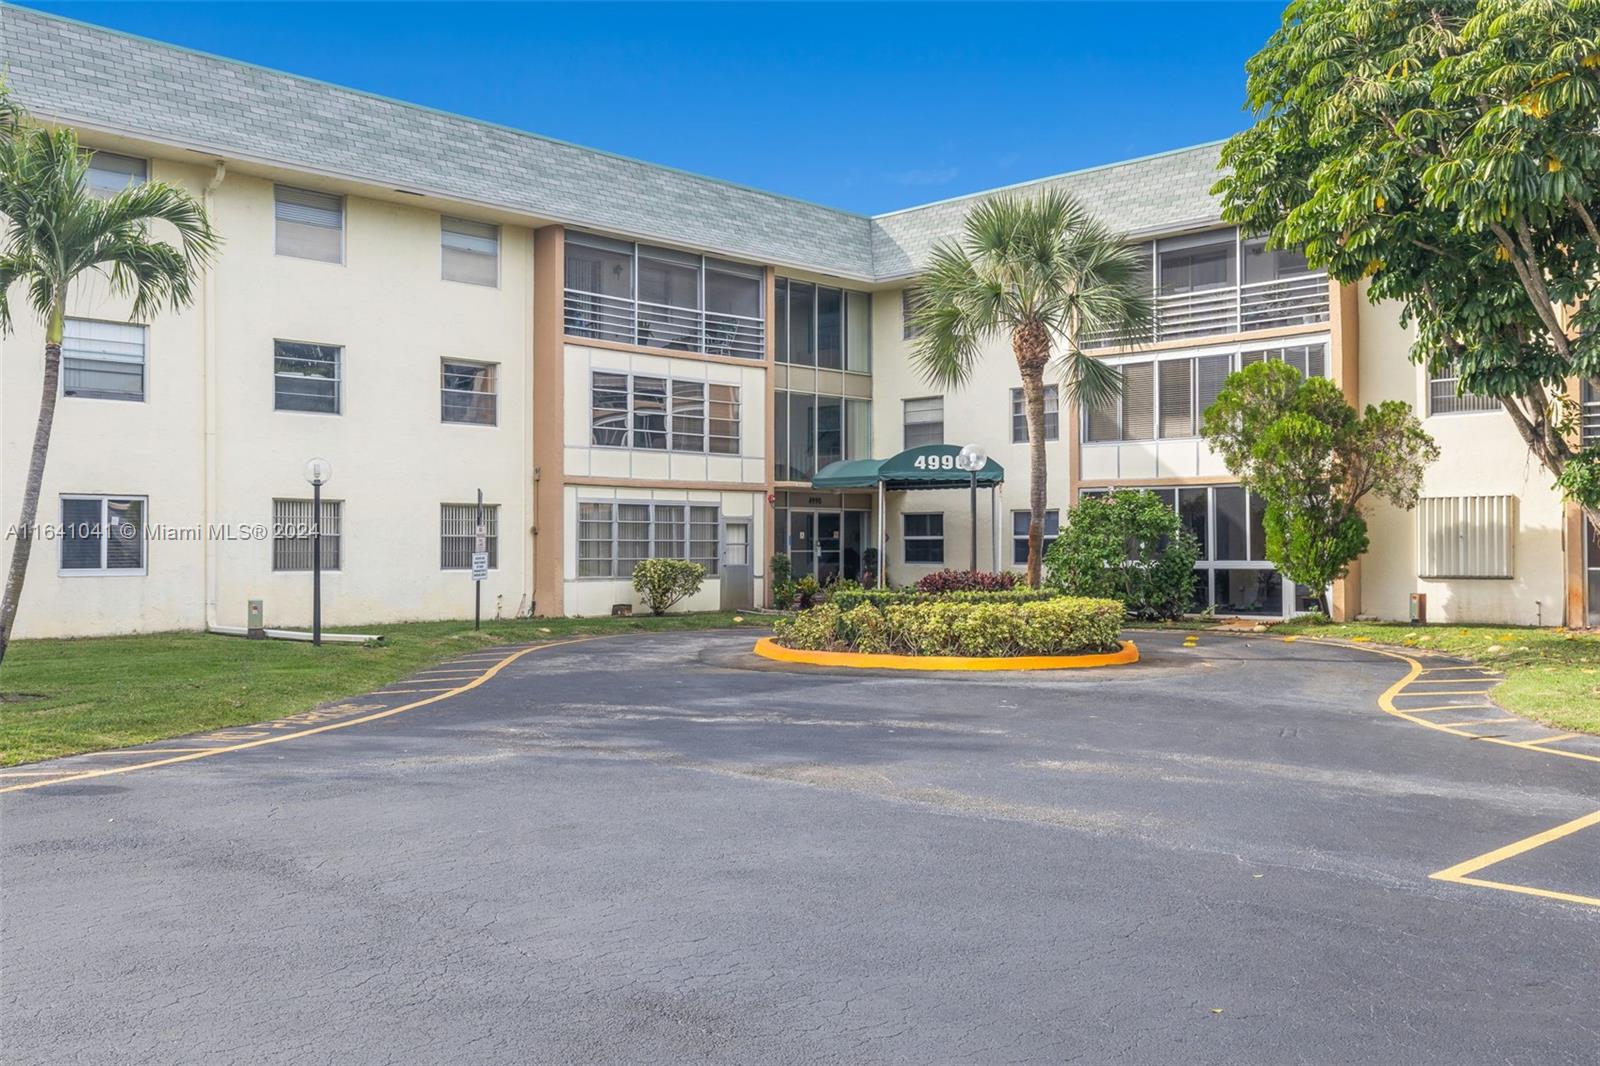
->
(0, 638), (594, 794)
(1431, 810), (1600, 910)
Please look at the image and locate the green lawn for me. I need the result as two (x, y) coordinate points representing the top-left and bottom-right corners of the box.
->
(1268, 619), (1600, 736)
(0, 612), (769, 767)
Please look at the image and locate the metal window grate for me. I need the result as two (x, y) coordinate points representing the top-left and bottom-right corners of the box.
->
(1416, 495), (1515, 579)
(273, 498), (342, 572)
(440, 503), (497, 570)
(1428, 375), (1500, 415)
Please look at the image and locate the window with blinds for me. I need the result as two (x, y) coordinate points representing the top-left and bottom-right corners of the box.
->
(63, 318), (146, 401)
(901, 288), (925, 340)
(272, 498), (342, 571)
(903, 397), (944, 448)
(274, 185), (343, 263)
(274, 340), (342, 414)
(1120, 362), (1156, 441)
(59, 495), (146, 574)
(441, 360), (497, 425)
(440, 503), (497, 569)
(1416, 495), (1515, 579)
(1010, 386), (1059, 443)
(86, 151), (146, 197)
(590, 371), (739, 453)
(1158, 359), (1193, 438)
(441, 217), (499, 286)
(575, 501), (720, 578)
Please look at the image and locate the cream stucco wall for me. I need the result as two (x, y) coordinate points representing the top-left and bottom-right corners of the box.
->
(1354, 294), (1568, 625)
(2, 149), (538, 637)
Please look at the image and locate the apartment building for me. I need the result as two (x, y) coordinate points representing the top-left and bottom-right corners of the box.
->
(1, 6), (1593, 638)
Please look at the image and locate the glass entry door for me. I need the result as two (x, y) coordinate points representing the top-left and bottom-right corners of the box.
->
(816, 513), (842, 584)
(781, 509), (872, 583)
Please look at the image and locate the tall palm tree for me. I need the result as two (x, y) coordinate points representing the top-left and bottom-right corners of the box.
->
(0, 88), (217, 667)
(908, 190), (1151, 588)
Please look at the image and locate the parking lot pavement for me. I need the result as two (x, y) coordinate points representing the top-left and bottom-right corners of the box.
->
(4, 629), (1598, 1064)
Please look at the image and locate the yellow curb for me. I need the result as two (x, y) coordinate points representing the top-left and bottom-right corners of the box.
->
(752, 636), (1139, 672)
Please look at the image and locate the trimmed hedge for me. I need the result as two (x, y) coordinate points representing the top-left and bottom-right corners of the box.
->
(830, 587), (1062, 611)
(773, 596), (1124, 658)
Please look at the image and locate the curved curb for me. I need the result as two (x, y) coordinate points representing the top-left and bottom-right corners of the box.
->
(752, 636), (1139, 672)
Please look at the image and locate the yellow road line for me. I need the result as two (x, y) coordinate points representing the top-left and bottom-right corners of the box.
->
(1299, 637), (1600, 766)
(1430, 809), (1600, 909)
(1392, 689), (1504, 697)
(372, 687), (458, 695)
(1406, 678), (1499, 684)
(1439, 717), (1521, 728)
(76, 747), (220, 756)
(1513, 733), (1583, 748)
(0, 638), (592, 795)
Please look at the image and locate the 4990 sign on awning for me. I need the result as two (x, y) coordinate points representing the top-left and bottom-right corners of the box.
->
(811, 444), (1004, 491)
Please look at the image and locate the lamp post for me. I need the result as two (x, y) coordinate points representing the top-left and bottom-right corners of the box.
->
(303, 457), (332, 647)
(955, 444), (987, 573)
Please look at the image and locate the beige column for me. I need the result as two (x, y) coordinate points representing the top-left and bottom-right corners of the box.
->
(1328, 278), (1362, 621)
(531, 225), (566, 616)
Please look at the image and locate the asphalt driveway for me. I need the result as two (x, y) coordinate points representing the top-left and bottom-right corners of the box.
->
(3, 630), (1598, 1064)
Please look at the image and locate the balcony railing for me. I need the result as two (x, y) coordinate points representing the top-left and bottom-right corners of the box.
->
(1583, 383), (1600, 446)
(1083, 273), (1330, 349)
(564, 288), (765, 360)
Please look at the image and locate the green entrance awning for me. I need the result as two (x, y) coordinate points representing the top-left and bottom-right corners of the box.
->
(812, 444), (1005, 491)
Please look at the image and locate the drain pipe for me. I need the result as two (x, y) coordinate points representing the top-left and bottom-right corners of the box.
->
(201, 161), (226, 631)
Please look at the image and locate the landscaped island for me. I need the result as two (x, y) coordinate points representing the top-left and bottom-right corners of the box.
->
(772, 591), (1126, 659)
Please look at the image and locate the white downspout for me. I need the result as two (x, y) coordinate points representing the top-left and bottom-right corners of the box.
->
(201, 161), (225, 630)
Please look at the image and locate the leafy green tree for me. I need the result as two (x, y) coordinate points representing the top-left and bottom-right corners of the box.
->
(1202, 360), (1438, 615)
(908, 190), (1151, 587)
(1214, 0), (1600, 534)
(0, 87), (217, 666)
(1043, 490), (1201, 620)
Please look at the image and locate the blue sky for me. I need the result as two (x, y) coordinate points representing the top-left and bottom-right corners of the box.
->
(23, 2), (1283, 215)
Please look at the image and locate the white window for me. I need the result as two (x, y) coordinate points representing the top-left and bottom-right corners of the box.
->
(85, 151), (146, 196)
(903, 512), (944, 564)
(1584, 380), (1600, 446)
(1417, 496), (1515, 579)
(62, 318), (146, 402)
(59, 495), (146, 575)
(903, 396), (943, 448)
(590, 371), (739, 453)
(1012, 510), (1060, 565)
(1010, 386), (1059, 443)
(274, 340), (342, 414)
(274, 185), (343, 263)
(441, 503), (498, 569)
(441, 217), (499, 286)
(272, 498), (342, 571)
(1428, 371), (1500, 415)
(577, 501), (721, 577)
(901, 288), (924, 340)
(441, 360), (497, 425)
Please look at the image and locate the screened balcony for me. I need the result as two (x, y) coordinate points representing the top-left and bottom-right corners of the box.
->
(564, 232), (766, 360)
(1083, 229), (1329, 349)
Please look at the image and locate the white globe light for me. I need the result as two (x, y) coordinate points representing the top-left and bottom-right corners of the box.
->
(303, 457), (333, 486)
(956, 444), (987, 471)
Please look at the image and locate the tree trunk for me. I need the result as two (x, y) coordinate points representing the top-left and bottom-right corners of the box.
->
(1013, 321), (1052, 589)
(0, 330), (64, 671)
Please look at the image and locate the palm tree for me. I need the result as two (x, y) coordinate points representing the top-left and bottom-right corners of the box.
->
(908, 190), (1151, 587)
(0, 88), (217, 667)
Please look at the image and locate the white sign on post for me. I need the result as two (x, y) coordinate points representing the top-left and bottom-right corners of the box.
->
(471, 552), (489, 582)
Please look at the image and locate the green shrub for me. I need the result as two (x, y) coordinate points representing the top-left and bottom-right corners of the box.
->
(772, 602), (842, 650)
(1044, 491), (1201, 620)
(773, 596), (1123, 657)
(794, 574), (821, 608)
(631, 558), (706, 615)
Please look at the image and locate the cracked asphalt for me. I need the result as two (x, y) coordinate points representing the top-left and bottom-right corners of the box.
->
(3, 629), (1599, 1064)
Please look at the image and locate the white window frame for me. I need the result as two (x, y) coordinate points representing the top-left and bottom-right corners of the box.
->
(271, 498), (343, 572)
(440, 359), (499, 426)
(588, 369), (741, 455)
(575, 499), (721, 579)
(902, 511), (945, 565)
(440, 216), (501, 288)
(273, 339), (343, 416)
(1082, 335), (1331, 444)
(1010, 386), (1059, 443)
(903, 396), (944, 449)
(1011, 509), (1060, 566)
(62, 317), (148, 403)
(775, 277), (872, 373)
(274, 185), (345, 264)
(57, 494), (148, 576)
(85, 150), (147, 197)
